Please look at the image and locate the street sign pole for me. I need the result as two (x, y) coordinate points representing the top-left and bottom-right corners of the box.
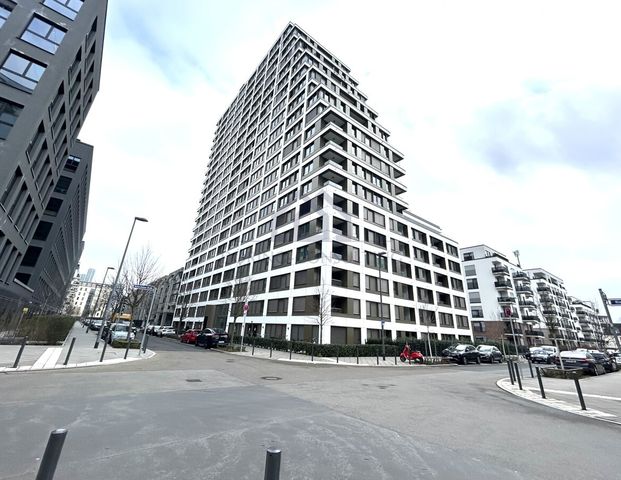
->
(599, 288), (621, 351)
(240, 303), (248, 352)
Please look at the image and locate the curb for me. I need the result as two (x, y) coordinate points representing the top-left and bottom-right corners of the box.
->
(0, 349), (156, 373)
(496, 377), (621, 426)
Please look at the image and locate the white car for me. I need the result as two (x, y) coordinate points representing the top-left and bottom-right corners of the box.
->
(159, 327), (176, 337)
(109, 324), (135, 343)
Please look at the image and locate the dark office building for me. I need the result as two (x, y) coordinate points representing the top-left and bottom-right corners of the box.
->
(0, 0), (108, 316)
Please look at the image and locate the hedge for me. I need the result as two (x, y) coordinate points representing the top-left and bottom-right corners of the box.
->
(231, 335), (528, 357)
(18, 315), (74, 345)
(111, 339), (142, 349)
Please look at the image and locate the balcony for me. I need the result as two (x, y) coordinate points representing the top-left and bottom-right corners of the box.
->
(513, 272), (529, 280)
(521, 315), (539, 321)
(504, 325), (524, 335)
(518, 299), (536, 307)
(491, 266), (510, 275)
(525, 330), (544, 337)
(497, 296), (516, 304)
(500, 312), (519, 319)
(537, 285), (551, 293)
(543, 309), (558, 316)
(515, 286), (532, 294)
(494, 280), (513, 289)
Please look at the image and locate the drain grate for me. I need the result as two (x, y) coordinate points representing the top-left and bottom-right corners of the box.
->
(186, 379), (202, 383)
(261, 376), (282, 381)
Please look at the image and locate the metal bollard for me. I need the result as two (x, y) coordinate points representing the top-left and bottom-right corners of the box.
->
(12, 336), (27, 369)
(99, 335), (109, 362)
(535, 367), (546, 399)
(507, 359), (515, 385)
(394, 347), (397, 365)
(574, 377), (587, 410)
(376, 348), (379, 365)
(527, 358), (534, 378)
(124, 333), (132, 360)
(264, 448), (281, 480)
(336, 346), (339, 364)
(289, 342), (292, 360)
(252, 338), (255, 355)
(35, 428), (68, 480)
(356, 347), (359, 365)
(63, 337), (76, 366)
(513, 361), (523, 390)
(270, 341), (273, 358)
(142, 334), (149, 353)
(311, 344), (314, 362)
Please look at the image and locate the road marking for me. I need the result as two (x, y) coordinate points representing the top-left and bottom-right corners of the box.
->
(523, 387), (621, 402)
(32, 348), (61, 369)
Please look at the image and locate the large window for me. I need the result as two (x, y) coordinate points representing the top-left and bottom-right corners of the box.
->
(0, 97), (22, 140)
(43, 0), (83, 20)
(21, 16), (66, 54)
(269, 273), (290, 292)
(0, 1), (14, 28)
(267, 298), (288, 315)
(0, 51), (46, 92)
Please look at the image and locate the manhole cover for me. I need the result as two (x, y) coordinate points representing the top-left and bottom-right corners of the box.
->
(186, 379), (202, 383)
(261, 376), (282, 381)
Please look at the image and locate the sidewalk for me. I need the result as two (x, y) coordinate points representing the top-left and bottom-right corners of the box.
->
(0, 322), (154, 372)
(220, 343), (453, 367)
(498, 365), (621, 425)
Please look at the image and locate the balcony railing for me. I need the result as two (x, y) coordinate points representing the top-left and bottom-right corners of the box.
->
(494, 281), (513, 289)
(521, 315), (539, 321)
(497, 296), (516, 303)
(515, 286), (532, 293)
(492, 266), (509, 275)
(525, 330), (544, 337)
(513, 272), (529, 280)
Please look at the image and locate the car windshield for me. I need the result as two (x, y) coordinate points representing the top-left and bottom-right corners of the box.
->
(478, 346), (491, 351)
(115, 325), (128, 332)
(454, 345), (466, 351)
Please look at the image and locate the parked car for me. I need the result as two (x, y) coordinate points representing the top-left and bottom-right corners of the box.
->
(476, 345), (503, 363)
(212, 328), (230, 345)
(442, 344), (480, 365)
(195, 329), (218, 348)
(556, 351), (604, 375)
(159, 327), (176, 337)
(108, 324), (135, 343)
(180, 330), (200, 344)
(530, 348), (556, 364)
(589, 351), (618, 373)
(90, 319), (103, 330)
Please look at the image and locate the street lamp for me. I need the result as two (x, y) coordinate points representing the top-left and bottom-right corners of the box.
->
(376, 251), (387, 360)
(91, 266), (115, 321)
(94, 216), (148, 348)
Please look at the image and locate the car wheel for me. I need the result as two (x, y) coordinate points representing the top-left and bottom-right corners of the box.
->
(461, 356), (467, 365)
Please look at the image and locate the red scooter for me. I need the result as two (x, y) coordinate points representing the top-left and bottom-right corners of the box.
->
(400, 345), (424, 363)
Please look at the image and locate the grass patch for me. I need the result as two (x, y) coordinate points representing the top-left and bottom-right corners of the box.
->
(18, 316), (74, 345)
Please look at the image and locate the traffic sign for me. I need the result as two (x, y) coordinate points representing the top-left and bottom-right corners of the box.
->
(243, 303), (249, 312)
(610, 298), (621, 305)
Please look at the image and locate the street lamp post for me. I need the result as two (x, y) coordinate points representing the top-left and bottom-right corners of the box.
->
(94, 216), (148, 348)
(139, 286), (156, 354)
(91, 267), (115, 321)
(376, 251), (387, 361)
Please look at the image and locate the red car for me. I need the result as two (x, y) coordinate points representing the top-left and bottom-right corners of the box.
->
(180, 330), (200, 344)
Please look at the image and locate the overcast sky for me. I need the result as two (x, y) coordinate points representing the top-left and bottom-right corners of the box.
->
(78, 0), (621, 318)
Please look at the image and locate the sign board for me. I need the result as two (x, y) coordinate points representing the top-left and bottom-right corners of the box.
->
(609, 298), (621, 305)
(243, 303), (249, 312)
(133, 284), (153, 290)
(22, 307), (29, 314)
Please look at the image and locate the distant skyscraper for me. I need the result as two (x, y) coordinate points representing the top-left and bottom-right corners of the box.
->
(176, 23), (472, 344)
(0, 1), (108, 314)
(83, 268), (95, 283)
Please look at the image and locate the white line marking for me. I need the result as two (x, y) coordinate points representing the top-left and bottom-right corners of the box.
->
(43, 348), (63, 369)
(523, 387), (621, 401)
(32, 348), (56, 369)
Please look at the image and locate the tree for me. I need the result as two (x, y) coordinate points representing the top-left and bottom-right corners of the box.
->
(228, 276), (253, 338)
(121, 246), (161, 328)
(312, 284), (331, 344)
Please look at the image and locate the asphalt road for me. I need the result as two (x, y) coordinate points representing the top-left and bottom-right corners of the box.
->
(1, 338), (619, 480)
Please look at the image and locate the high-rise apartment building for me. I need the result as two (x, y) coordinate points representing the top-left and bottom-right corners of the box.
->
(176, 23), (472, 344)
(0, 0), (107, 315)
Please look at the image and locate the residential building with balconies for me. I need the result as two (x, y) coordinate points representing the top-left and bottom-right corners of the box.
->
(175, 23), (472, 345)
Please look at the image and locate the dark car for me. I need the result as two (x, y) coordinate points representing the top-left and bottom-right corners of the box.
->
(556, 351), (603, 375)
(442, 344), (480, 365)
(195, 329), (218, 349)
(476, 345), (503, 363)
(589, 351), (617, 373)
(531, 348), (555, 364)
(213, 328), (230, 345)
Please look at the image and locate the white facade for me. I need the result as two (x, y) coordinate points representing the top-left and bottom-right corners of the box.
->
(63, 280), (110, 317)
(176, 23), (472, 344)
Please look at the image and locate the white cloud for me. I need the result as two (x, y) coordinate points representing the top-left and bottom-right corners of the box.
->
(78, 0), (621, 309)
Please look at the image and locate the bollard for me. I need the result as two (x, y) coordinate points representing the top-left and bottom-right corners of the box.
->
(336, 346), (339, 364)
(12, 336), (28, 369)
(376, 348), (379, 365)
(513, 361), (523, 390)
(142, 334), (149, 353)
(270, 341), (273, 358)
(535, 367), (546, 399)
(311, 344), (314, 362)
(394, 347), (397, 365)
(289, 342), (292, 360)
(507, 359), (515, 385)
(252, 338), (255, 355)
(356, 347), (359, 365)
(63, 337), (76, 366)
(264, 448), (281, 480)
(99, 335), (109, 362)
(574, 377), (587, 410)
(527, 358), (534, 378)
(35, 429), (68, 480)
(124, 333), (132, 360)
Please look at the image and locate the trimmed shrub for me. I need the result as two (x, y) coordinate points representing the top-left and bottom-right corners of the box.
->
(18, 315), (74, 345)
(111, 339), (142, 349)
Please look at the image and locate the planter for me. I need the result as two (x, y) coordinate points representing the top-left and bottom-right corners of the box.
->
(541, 367), (583, 379)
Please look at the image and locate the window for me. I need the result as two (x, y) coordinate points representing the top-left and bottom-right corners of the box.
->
(43, 0), (83, 20)
(239, 246), (253, 260)
(453, 296), (467, 310)
(252, 258), (269, 274)
(267, 298), (288, 315)
(412, 228), (427, 245)
(223, 268), (234, 281)
(446, 244), (459, 257)
(464, 265), (476, 277)
(276, 208), (295, 227)
(415, 267), (431, 283)
(392, 259), (412, 278)
(294, 268), (320, 288)
(363, 207), (385, 227)
(448, 260), (461, 274)
(457, 315), (469, 328)
(366, 301), (390, 320)
(469, 292), (481, 303)
(241, 229), (254, 244)
(21, 15), (66, 54)
(272, 250), (292, 269)
(257, 220), (272, 236)
(463, 252), (474, 261)
(365, 275), (389, 294)
(466, 278), (479, 289)
(296, 241), (321, 263)
(225, 252), (237, 265)
(0, 1), (14, 28)
(249, 279), (266, 295)
(292, 295), (319, 315)
(0, 51), (46, 92)
(0, 97), (22, 140)
(270, 273), (290, 292)
(451, 277), (464, 291)
(389, 219), (408, 237)
(395, 305), (416, 323)
(390, 238), (410, 257)
(393, 282), (414, 300)
(274, 228), (294, 247)
(364, 228), (386, 248)
(236, 264), (250, 278)
(255, 238), (271, 254)
(439, 312), (454, 327)
(417, 287), (434, 304)
(247, 300), (264, 316)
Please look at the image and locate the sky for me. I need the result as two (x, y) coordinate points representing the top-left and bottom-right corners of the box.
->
(78, 0), (621, 319)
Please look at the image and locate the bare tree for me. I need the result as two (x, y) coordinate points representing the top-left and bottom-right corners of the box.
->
(228, 276), (254, 338)
(121, 246), (161, 327)
(312, 284), (331, 345)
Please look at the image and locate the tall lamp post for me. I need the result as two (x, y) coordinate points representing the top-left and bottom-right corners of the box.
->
(376, 251), (387, 360)
(91, 266), (115, 320)
(94, 216), (148, 348)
